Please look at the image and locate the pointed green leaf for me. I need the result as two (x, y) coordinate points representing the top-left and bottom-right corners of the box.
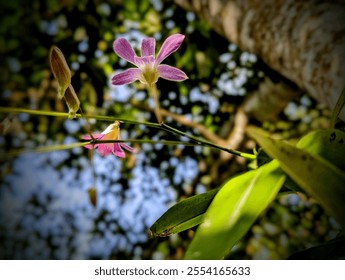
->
(149, 188), (219, 237)
(247, 126), (345, 228)
(185, 160), (285, 259)
(288, 234), (345, 260)
(297, 129), (345, 171)
(168, 214), (205, 235)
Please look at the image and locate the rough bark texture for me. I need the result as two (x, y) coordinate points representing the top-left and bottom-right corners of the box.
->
(174, 0), (345, 120)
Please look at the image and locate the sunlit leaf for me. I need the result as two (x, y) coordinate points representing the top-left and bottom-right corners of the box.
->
(247, 126), (345, 228)
(297, 129), (345, 171)
(185, 160), (285, 259)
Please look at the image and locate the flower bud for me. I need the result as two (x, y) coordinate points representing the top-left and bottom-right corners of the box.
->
(88, 187), (97, 207)
(49, 46), (71, 99)
(64, 84), (80, 119)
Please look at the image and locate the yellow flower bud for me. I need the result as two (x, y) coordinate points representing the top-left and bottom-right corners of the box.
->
(64, 84), (80, 119)
(49, 46), (71, 99)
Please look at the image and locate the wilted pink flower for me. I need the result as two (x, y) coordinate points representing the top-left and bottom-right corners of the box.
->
(112, 34), (188, 87)
(82, 121), (134, 158)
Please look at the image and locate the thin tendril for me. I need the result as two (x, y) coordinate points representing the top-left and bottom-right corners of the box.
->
(0, 106), (256, 159)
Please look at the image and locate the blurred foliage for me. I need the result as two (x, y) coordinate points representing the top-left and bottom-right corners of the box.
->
(0, 0), (342, 259)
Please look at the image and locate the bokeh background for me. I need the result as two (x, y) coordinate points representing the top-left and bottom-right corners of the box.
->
(0, 0), (341, 259)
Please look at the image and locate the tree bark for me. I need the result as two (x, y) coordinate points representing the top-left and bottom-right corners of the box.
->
(174, 0), (345, 120)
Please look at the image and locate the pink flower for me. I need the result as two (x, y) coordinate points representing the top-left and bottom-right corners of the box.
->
(82, 121), (134, 158)
(112, 34), (188, 87)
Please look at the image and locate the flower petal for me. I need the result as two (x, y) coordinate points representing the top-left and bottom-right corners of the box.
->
(157, 64), (188, 81)
(134, 55), (155, 67)
(111, 68), (141, 85)
(120, 143), (135, 153)
(83, 143), (94, 149)
(113, 38), (136, 65)
(98, 143), (114, 156)
(101, 124), (117, 136)
(82, 133), (103, 149)
(141, 38), (155, 57)
(155, 34), (185, 65)
(113, 143), (126, 158)
(82, 135), (92, 140)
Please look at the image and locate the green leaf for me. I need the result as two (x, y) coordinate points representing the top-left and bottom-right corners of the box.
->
(185, 160), (285, 259)
(297, 129), (345, 172)
(167, 214), (204, 235)
(149, 188), (219, 238)
(288, 234), (345, 260)
(247, 126), (345, 228)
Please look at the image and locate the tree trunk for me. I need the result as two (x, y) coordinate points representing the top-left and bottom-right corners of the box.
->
(174, 0), (345, 120)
